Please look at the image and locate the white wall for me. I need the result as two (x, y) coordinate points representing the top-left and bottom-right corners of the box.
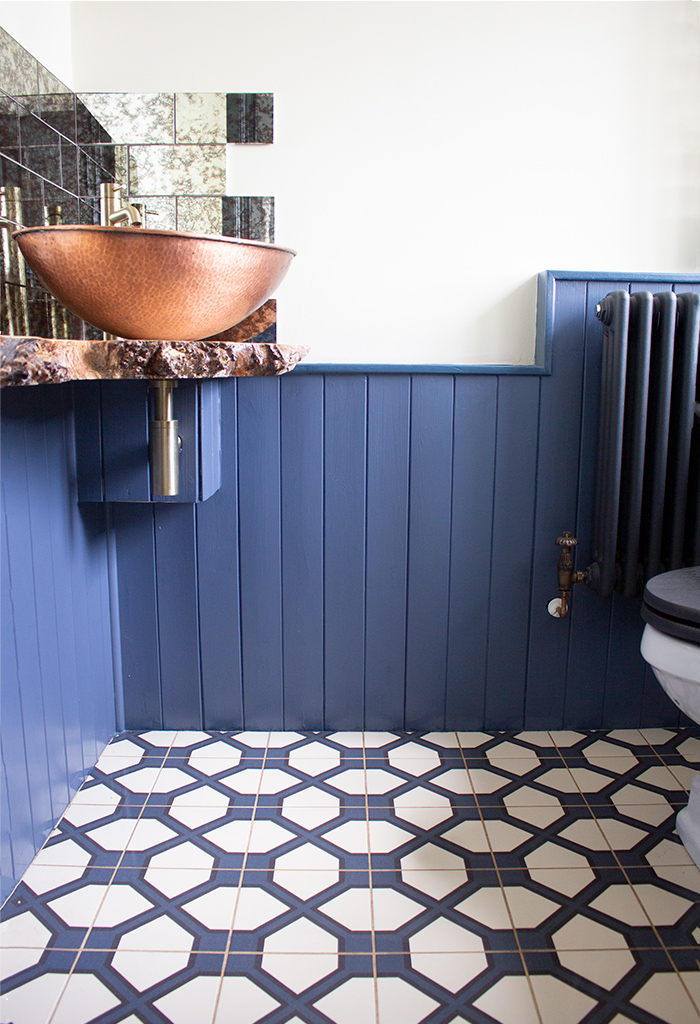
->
(70, 1), (700, 366)
(0, 1), (73, 87)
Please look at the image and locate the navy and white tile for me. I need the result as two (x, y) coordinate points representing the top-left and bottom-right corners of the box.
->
(2, 730), (700, 1023)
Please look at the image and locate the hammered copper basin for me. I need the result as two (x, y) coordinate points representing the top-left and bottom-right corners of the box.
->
(13, 225), (296, 341)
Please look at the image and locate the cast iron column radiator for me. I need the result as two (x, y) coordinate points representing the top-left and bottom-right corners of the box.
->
(555, 290), (700, 611)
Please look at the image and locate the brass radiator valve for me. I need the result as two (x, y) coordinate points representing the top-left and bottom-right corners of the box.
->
(549, 532), (588, 618)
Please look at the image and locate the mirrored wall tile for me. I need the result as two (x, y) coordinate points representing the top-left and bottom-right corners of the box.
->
(78, 150), (117, 199)
(1, 284), (15, 334)
(130, 196), (177, 231)
(1, 283), (30, 335)
(115, 145), (128, 188)
(222, 196), (274, 242)
(128, 144), (225, 196)
(38, 93), (77, 142)
(0, 153), (22, 188)
(78, 199), (100, 226)
(0, 163), (44, 207)
(19, 110), (61, 149)
(10, 202), (45, 234)
(0, 205), (26, 284)
(78, 152), (107, 200)
(80, 143), (117, 181)
(0, 28), (39, 97)
(58, 140), (79, 195)
(175, 196), (221, 234)
(75, 99), (112, 146)
(0, 94), (20, 149)
(26, 286), (52, 337)
(46, 296), (74, 340)
(175, 93), (226, 144)
(78, 93), (174, 144)
(42, 185), (80, 227)
(37, 64), (70, 97)
(21, 147), (62, 189)
(226, 93), (273, 144)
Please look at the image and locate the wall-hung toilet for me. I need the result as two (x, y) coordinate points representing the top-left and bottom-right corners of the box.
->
(641, 566), (700, 867)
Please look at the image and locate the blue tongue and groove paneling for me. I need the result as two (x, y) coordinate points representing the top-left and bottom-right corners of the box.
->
(107, 273), (698, 731)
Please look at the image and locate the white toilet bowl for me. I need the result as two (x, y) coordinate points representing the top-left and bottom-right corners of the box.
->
(641, 622), (700, 721)
(641, 566), (700, 867)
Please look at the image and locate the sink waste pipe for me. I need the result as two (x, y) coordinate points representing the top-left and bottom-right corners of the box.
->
(149, 380), (180, 497)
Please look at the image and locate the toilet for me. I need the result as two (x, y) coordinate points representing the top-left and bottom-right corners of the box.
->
(641, 566), (700, 866)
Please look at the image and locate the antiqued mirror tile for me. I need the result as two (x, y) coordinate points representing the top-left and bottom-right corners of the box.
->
(37, 64), (70, 97)
(75, 98), (112, 146)
(175, 196), (222, 234)
(222, 196), (274, 242)
(128, 144), (225, 196)
(0, 28), (38, 97)
(79, 143), (117, 181)
(77, 153), (100, 200)
(0, 154), (23, 191)
(0, 94), (20, 150)
(18, 109), (60, 149)
(227, 93), (273, 144)
(114, 144), (128, 187)
(78, 198), (100, 226)
(42, 184), (79, 227)
(175, 93), (226, 144)
(58, 140), (79, 195)
(34, 93), (76, 144)
(130, 195), (177, 231)
(78, 93), (174, 145)
(22, 146), (61, 188)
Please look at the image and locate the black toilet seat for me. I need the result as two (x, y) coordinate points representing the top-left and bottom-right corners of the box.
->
(642, 567), (700, 644)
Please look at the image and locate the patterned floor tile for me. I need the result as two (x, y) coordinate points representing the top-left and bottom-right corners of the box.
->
(224, 952), (376, 1024)
(374, 949), (529, 1024)
(5, 729), (700, 1024)
(2, 947), (228, 1024)
(522, 946), (700, 1024)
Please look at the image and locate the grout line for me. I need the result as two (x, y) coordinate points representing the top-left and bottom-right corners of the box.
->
(210, 738), (267, 1024)
(10, 729), (700, 1024)
(45, 749), (171, 1024)
(15, 940), (697, 951)
(363, 733), (381, 1024)
(457, 734), (545, 1024)
(551, 733), (700, 1018)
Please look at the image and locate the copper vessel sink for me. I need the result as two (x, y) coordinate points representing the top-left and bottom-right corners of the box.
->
(13, 225), (296, 341)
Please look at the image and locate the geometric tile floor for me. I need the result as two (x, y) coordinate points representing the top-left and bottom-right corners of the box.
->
(2, 728), (700, 1024)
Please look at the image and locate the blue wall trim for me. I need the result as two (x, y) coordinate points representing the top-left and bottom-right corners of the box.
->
(297, 271), (700, 376)
(294, 362), (549, 375)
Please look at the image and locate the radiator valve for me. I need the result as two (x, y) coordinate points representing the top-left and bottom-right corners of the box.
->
(549, 532), (588, 618)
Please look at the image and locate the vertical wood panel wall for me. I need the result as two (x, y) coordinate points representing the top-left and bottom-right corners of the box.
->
(2, 275), (697, 895)
(114, 276), (698, 733)
(0, 385), (116, 902)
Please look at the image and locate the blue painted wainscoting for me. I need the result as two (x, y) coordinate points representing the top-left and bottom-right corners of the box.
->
(111, 273), (699, 734)
(0, 384), (116, 901)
